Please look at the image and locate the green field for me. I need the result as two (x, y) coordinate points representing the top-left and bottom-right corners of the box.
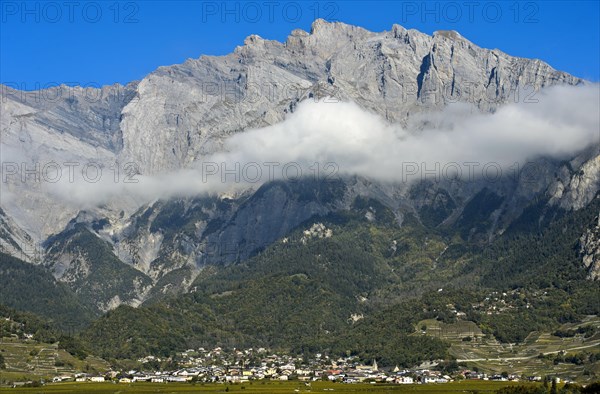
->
(0, 380), (539, 393)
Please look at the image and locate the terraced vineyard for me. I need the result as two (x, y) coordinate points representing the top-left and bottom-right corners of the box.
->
(417, 316), (600, 381)
(0, 337), (109, 383)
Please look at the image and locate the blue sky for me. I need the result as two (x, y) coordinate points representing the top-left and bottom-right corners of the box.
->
(1, 1), (599, 89)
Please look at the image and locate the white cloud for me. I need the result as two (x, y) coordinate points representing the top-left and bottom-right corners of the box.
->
(4, 84), (599, 208)
(211, 83), (599, 184)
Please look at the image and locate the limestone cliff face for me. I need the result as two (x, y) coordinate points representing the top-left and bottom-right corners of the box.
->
(579, 208), (600, 280)
(118, 20), (582, 174)
(0, 207), (36, 262)
(550, 152), (600, 210)
(43, 218), (153, 312)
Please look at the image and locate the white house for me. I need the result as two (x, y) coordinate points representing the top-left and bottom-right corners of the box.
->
(52, 376), (72, 383)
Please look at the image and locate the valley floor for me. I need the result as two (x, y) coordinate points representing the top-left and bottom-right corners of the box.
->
(0, 380), (541, 393)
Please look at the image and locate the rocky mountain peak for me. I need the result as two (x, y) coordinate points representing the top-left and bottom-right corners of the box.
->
(243, 34), (263, 45)
(433, 30), (463, 41)
(309, 18), (336, 34)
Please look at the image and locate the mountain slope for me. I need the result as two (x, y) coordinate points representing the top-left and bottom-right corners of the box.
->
(44, 222), (153, 312)
(0, 252), (95, 329)
(80, 192), (600, 362)
(0, 19), (597, 320)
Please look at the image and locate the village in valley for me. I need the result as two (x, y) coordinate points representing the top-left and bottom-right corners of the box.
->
(3, 307), (599, 388)
(48, 347), (540, 386)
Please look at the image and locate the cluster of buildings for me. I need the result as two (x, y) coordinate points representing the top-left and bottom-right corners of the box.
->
(471, 289), (537, 315)
(50, 347), (524, 385)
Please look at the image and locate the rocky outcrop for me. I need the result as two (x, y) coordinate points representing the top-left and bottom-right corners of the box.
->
(549, 152), (600, 210)
(199, 180), (342, 264)
(1, 82), (136, 152)
(44, 221), (153, 311)
(0, 207), (37, 262)
(579, 209), (600, 280)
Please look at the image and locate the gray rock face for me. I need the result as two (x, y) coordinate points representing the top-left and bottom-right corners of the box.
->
(200, 180), (342, 265)
(579, 207), (600, 280)
(550, 150), (600, 210)
(0, 86), (139, 240)
(43, 219), (153, 311)
(1, 83), (136, 152)
(118, 20), (582, 174)
(0, 207), (36, 261)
